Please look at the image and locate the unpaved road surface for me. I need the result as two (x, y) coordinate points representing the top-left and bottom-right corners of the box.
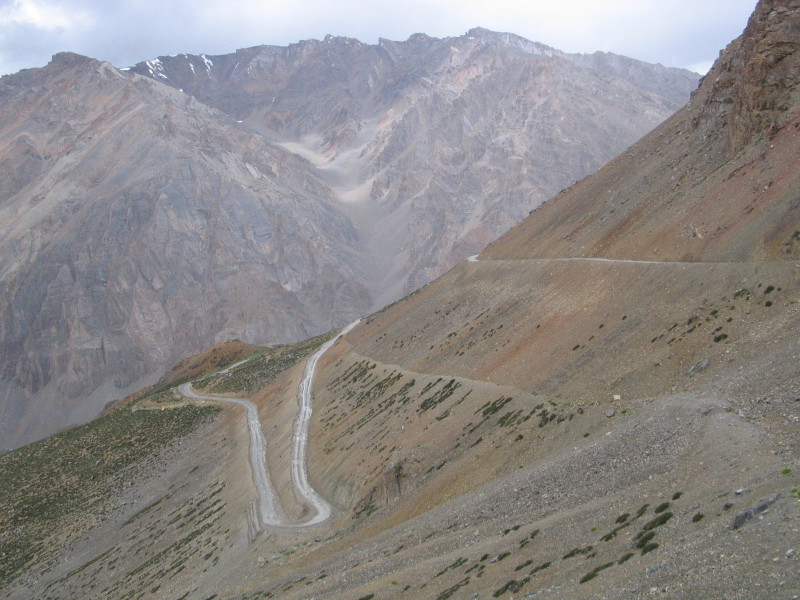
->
(179, 319), (361, 528)
(178, 382), (286, 526)
(293, 319), (360, 525)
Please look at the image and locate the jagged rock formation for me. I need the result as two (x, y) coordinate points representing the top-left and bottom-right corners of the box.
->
(693, 0), (800, 154)
(0, 31), (696, 448)
(130, 30), (698, 304)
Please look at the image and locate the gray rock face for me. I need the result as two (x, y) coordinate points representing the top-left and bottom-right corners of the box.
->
(126, 29), (698, 308)
(0, 31), (698, 447)
(130, 31), (698, 306)
(0, 56), (370, 447)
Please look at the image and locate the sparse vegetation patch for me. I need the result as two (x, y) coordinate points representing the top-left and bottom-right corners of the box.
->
(0, 405), (220, 587)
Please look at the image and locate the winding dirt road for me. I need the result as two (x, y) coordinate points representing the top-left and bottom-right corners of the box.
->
(178, 382), (285, 526)
(465, 255), (759, 266)
(293, 319), (360, 525)
(179, 319), (360, 528)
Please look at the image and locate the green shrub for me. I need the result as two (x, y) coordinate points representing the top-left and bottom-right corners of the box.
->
(618, 552), (634, 564)
(641, 512), (673, 531)
(641, 542), (659, 555)
(634, 530), (655, 548)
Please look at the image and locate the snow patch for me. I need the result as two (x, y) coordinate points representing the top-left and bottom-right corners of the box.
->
(145, 58), (167, 79)
(201, 54), (213, 70)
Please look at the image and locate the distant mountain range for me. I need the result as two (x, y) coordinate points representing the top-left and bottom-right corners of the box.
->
(0, 29), (697, 448)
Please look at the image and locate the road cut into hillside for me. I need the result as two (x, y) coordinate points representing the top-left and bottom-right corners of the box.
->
(179, 319), (361, 528)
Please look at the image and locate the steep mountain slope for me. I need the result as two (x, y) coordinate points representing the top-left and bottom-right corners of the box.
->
(254, 5), (800, 595)
(130, 30), (698, 306)
(0, 54), (370, 449)
(2, 2), (796, 599)
(0, 32), (697, 450)
(284, 4), (799, 596)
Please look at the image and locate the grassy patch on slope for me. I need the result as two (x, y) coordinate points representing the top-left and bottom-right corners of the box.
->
(195, 331), (334, 394)
(0, 404), (220, 587)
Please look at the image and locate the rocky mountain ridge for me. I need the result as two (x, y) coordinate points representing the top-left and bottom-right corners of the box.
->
(128, 29), (698, 302)
(0, 30), (696, 448)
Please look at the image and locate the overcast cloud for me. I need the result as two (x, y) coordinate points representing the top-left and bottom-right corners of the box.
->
(0, 0), (758, 77)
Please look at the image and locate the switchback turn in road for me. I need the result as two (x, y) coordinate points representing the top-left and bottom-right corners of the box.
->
(178, 383), (286, 526)
(293, 319), (361, 525)
(179, 319), (360, 528)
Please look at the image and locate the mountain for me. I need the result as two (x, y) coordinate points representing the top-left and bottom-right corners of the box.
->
(1, 1), (799, 599)
(129, 29), (698, 305)
(0, 31), (697, 449)
(0, 53), (371, 449)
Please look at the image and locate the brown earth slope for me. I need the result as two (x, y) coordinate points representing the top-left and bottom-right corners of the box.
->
(239, 2), (798, 597)
(1, 2), (798, 599)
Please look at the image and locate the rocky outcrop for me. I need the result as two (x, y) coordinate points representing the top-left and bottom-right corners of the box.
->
(692, 0), (800, 153)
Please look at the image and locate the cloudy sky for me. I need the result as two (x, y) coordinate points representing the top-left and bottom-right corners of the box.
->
(0, 0), (758, 77)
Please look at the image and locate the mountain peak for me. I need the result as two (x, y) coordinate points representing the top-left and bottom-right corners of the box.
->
(48, 51), (97, 68)
(461, 27), (559, 56)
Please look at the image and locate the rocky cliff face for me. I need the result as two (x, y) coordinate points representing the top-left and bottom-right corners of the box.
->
(130, 30), (698, 304)
(0, 54), (371, 448)
(0, 31), (697, 448)
(692, 0), (800, 154)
